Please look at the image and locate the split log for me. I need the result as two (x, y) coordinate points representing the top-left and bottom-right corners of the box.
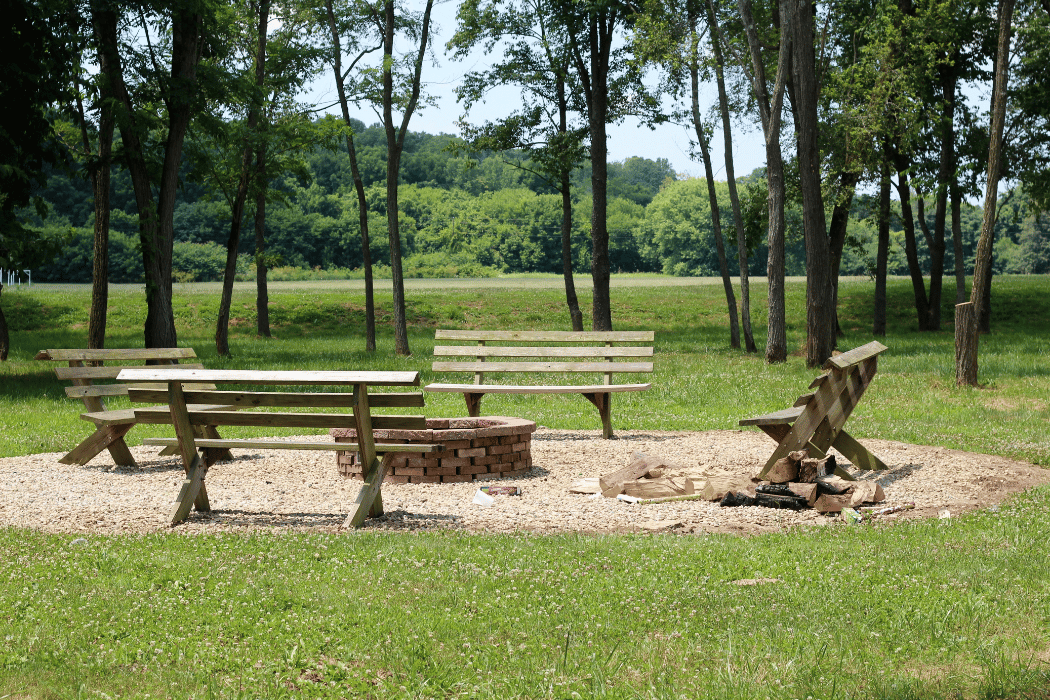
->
(696, 476), (757, 501)
(765, 449), (808, 484)
(816, 476), (852, 495)
(849, 481), (886, 506)
(786, 482), (819, 506)
(799, 454), (836, 483)
(622, 477), (695, 500)
(814, 493), (853, 513)
(600, 452), (677, 495)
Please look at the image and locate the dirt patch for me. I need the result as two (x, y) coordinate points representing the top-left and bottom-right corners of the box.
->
(1, 429), (1046, 536)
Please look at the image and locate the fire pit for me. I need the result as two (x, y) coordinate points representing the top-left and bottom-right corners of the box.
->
(331, 416), (537, 484)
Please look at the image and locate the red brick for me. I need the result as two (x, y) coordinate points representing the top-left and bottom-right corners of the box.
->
(512, 441), (529, 452)
(387, 475), (410, 484)
(406, 456), (440, 469)
(472, 455), (499, 466)
(425, 465), (459, 476)
(439, 457), (471, 468)
(457, 447), (487, 458)
(441, 474), (475, 483)
(459, 463), (492, 475)
(386, 455), (409, 467)
(393, 466), (425, 477)
(409, 475), (441, 484)
(471, 437), (499, 448)
(443, 440), (472, 450)
(500, 435), (523, 445)
(489, 444), (514, 455)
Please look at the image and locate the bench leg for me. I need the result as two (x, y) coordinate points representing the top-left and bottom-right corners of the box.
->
(582, 393), (614, 439)
(170, 452), (207, 525)
(60, 424), (137, 467)
(343, 453), (395, 529)
(832, 430), (888, 471)
(464, 393), (484, 417)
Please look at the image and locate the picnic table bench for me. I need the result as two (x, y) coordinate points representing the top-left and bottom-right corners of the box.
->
(740, 341), (889, 479)
(426, 330), (654, 439)
(35, 347), (234, 467)
(118, 368), (434, 528)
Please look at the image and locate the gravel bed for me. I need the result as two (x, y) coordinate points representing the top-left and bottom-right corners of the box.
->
(2, 429), (1046, 536)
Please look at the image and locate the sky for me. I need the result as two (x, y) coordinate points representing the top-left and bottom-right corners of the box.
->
(307, 1), (770, 181)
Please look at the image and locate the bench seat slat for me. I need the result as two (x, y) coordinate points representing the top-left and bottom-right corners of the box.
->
(435, 330), (654, 342)
(823, 341), (888, 370)
(434, 345), (654, 358)
(68, 382), (217, 398)
(426, 382), (652, 394)
(117, 368), (421, 386)
(133, 408), (425, 431)
(128, 389), (425, 409)
(739, 405), (804, 426)
(81, 404), (237, 426)
(57, 363), (205, 380)
(432, 361), (654, 374)
(142, 438), (437, 453)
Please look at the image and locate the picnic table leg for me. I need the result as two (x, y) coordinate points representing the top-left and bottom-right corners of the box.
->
(170, 451), (207, 525)
(59, 424), (136, 467)
(344, 453), (395, 528)
(582, 392), (614, 439)
(464, 392), (484, 417)
(832, 430), (888, 471)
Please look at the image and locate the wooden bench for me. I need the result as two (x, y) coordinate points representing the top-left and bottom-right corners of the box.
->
(35, 348), (234, 467)
(119, 368), (436, 528)
(426, 330), (655, 439)
(740, 341), (889, 479)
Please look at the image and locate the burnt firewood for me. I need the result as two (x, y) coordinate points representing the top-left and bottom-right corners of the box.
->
(799, 454), (836, 483)
(719, 491), (757, 507)
(816, 476), (851, 495)
(754, 493), (809, 510)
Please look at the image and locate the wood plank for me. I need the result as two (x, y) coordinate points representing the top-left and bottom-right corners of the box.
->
(431, 360), (653, 374)
(168, 381), (210, 514)
(739, 405), (804, 426)
(433, 345), (653, 358)
(143, 438), (438, 452)
(37, 348), (197, 362)
(425, 382), (651, 394)
(67, 383), (168, 398)
(823, 341), (888, 370)
(90, 404), (235, 426)
(116, 368), (420, 386)
(435, 330), (654, 342)
(127, 389), (425, 408)
(133, 409), (425, 430)
(57, 363), (204, 380)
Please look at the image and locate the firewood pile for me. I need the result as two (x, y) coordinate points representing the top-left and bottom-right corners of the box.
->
(576, 451), (886, 519)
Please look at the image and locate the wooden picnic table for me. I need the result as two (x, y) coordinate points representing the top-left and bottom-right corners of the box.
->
(116, 367), (430, 527)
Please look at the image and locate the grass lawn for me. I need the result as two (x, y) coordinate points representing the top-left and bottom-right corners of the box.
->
(1, 274), (1048, 699)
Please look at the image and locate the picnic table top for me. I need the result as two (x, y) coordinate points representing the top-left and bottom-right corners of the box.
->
(116, 368), (421, 387)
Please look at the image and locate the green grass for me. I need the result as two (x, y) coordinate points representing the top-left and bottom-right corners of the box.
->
(1, 274), (1050, 699)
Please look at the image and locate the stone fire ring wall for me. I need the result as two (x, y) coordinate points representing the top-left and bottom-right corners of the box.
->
(330, 417), (537, 484)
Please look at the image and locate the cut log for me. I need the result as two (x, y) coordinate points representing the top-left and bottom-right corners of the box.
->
(720, 491), (757, 507)
(569, 478), (601, 494)
(696, 476), (757, 501)
(765, 449), (808, 484)
(816, 476), (852, 495)
(786, 482), (819, 507)
(622, 477), (694, 500)
(849, 481), (886, 506)
(814, 493), (853, 513)
(799, 454), (836, 483)
(754, 492), (809, 510)
(600, 452), (677, 494)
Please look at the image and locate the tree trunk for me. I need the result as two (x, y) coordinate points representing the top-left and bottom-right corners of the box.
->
(0, 284), (7, 361)
(255, 158), (270, 338)
(890, 154), (933, 330)
(707, 0), (755, 353)
(952, 181), (965, 303)
(588, 10), (613, 332)
(561, 172), (584, 331)
(873, 160), (891, 336)
(785, 0), (835, 368)
(324, 0), (376, 351)
(827, 172), (858, 339)
(217, 0), (269, 358)
(738, 0), (788, 363)
(957, 0), (1013, 386)
(85, 24), (116, 351)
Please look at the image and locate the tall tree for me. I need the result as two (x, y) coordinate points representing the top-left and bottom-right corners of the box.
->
(956, 0), (1015, 385)
(321, 0), (384, 350)
(92, 0), (209, 348)
(449, 0), (589, 331)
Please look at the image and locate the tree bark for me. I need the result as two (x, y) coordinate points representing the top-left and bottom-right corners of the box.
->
(324, 0), (377, 351)
(890, 150), (933, 330)
(827, 171), (859, 338)
(957, 0), (1013, 385)
(255, 155), (270, 338)
(707, 0), (755, 353)
(587, 10), (613, 332)
(217, 0), (269, 358)
(698, 133), (740, 348)
(952, 181), (965, 303)
(0, 285), (7, 361)
(738, 0), (789, 363)
(873, 159), (890, 336)
(556, 74), (583, 332)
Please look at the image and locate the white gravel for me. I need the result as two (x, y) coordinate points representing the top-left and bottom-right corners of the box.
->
(2, 429), (1046, 536)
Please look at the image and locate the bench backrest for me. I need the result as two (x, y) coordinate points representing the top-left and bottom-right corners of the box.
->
(35, 348), (210, 413)
(432, 330), (655, 386)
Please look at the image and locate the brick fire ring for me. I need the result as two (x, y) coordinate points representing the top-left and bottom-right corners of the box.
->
(330, 416), (537, 484)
